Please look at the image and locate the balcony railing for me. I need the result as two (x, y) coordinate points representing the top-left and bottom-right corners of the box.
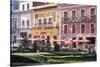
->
(33, 23), (54, 29)
(80, 16), (88, 22)
(44, 23), (53, 29)
(61, 17), (70, 23)
(61, 15), (96, 23)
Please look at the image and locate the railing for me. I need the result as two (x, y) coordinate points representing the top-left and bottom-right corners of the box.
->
(33, 23), (54, 29)
(44, 24), (53, 29)
(61, 17), (70, 23)
(80, 16), (88, 22)
(61, 15), (96, 23)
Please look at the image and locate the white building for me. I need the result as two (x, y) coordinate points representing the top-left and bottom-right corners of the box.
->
(17, 1), (48, 38)
(17, 1), (33, 38)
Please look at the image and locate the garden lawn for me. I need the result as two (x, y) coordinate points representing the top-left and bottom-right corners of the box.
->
(12, 52), (96, 64)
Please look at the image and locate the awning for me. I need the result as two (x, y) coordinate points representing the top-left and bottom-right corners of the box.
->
(72, 40), (90, 43)
(64, 40), (74, 45)
(28, 38), (47, 41)
(16, 37), (24, 40)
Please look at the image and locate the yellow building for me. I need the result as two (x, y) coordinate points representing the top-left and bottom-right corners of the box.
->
(32, 4), (58, 45)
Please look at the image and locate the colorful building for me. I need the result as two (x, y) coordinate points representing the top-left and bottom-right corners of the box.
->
(17, 1), (33, 38)
(32, 4), (58, 45)
(58, 4), (96, 50)
(17, 1), (48, 38)
(11, 1), (97, 51)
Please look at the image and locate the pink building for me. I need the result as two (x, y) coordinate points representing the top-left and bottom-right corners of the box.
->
(58, 4), (96, 51)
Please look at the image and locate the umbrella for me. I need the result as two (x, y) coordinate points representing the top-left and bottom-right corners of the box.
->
(64, 40), (75, 45)
(64, 41), (69, 44)
(16, 37), (24, 40)
(28, 38), (47, 41)
(78, 40), (90, 42)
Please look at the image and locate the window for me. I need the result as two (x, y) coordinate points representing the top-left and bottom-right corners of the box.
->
(72, 11), (77, 22)
(43, 18), (47, 25)
(64, 12), (67, 17)
(48, 18), (52, 24)
(72, 11), (76, 18)
(28, 34), (32, 38)
(20, 32), (27, 38)
(35, 14), (38, 18)
(22, 20), (24, 27)
(81, 24), (85, 33)
(27, 3), (29, 9)
(38, 19), (42, 26)
(22, 4), (24, 10)
(27, 20), (29, 27)
(63, 12), (68, 22)
(81, 10), (86, 22)
(39, 19), (42, 22)
(64, 25), (67, 34)
(90, 8), (96, 22)
(91, 24), (95, 33)
(72, 24), (76, 33)
(81, 10), (85, 16)
(91, 8), (95, 16)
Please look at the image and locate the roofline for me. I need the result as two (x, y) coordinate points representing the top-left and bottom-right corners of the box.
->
(32, 4), (58, 10)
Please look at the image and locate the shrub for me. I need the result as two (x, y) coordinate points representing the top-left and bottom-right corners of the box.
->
(22, 38), (29, 49)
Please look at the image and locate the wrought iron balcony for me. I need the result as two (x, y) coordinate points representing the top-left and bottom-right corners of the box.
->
(61, 15), (96, 23)
(70, 16), (80, 23)
(80, 16), (88, 22)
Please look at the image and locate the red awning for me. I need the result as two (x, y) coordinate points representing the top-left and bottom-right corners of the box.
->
(64, 40), (74, 45)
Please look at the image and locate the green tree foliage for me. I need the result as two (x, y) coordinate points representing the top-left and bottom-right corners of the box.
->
(22, 38), (29, 49)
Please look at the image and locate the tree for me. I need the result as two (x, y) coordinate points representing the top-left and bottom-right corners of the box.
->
(47, 42), (52, 52)
(54, 42), (60, 51)
(32, 41), (38, 52)
(22, 37), (29, 49)
(46, 38), (52, 52)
